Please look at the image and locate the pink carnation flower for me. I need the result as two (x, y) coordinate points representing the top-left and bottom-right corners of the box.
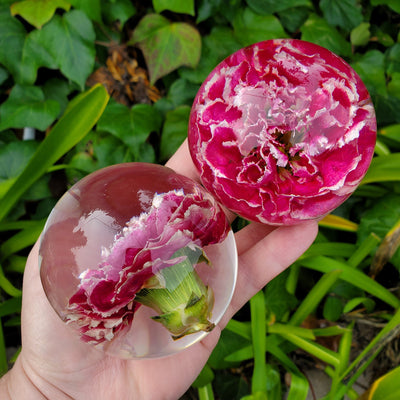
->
(188, 39), (377, 225)
(66, 188), (228, 344)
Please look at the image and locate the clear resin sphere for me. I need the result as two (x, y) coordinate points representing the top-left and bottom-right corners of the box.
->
(188, 39), (376, 225)
(39, 163), (237, 359)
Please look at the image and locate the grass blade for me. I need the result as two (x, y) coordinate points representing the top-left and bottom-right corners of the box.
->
(300, 256), (400, 308)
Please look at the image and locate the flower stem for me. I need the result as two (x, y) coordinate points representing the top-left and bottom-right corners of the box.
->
(135, 247), (215, 339)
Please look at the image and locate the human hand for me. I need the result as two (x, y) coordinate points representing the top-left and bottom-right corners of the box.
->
(0, 140), (318, 400)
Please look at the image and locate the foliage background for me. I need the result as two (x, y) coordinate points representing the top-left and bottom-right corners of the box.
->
(0, 0), (400, 399)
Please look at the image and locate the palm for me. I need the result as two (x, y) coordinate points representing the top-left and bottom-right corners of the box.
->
(14, 141), (318, 400)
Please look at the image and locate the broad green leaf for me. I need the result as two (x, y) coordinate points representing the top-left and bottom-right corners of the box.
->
(0, 85), (60, 131)
(371, 0), (400, 13)
(0, 7), (30, 83)
(0, 66), (9, 85)
(386, 44), (400, 75)
(300, 14), (352, 57)
(233, 7), (288, 47)
(160, 105), (190, 161)
(323, 295), (343, 321)
(277, 6), (310, 34)
(0, 140), (38, 183)
(69, 0), (101, 23)
(153, 0), (195, 15)
(167, 78), (199, 107)
(28, 10), (96, 89)
(367, 365), (400, 400)
(179, 26), (241, 84)
(102, 0), (136, 28)
(387, 72), (400, 98)
(42, 78), (74, 117)
(361, 153), (400, 184)
(0, 84), (109, 222)
(320, 0), (363, 31)
(245, 0), (311, 14)
(196, 0), (224, 23)
(352, 50), (387, 97)
(10, 0), (71, 29)
(131, 14), (201, 84)
(357, 194), (400, 271)
(97, 101), (162, 158)
(380, 124), (400, 142)
(351, 22), (371, 47)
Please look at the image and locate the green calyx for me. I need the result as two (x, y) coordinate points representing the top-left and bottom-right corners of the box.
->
(134, 247), (215, 340)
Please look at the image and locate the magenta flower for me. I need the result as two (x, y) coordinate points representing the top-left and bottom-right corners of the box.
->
(188, 39), (377, 225)
(66, 188), (229, 344)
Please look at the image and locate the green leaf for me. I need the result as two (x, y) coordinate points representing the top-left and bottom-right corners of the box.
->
(323, 295), (343, 321)
(28, 10), (96, 89)
(350, 22), (371, 47)
(0, 297), (22, 318)
(192, 364), (215, 389)
(131, 14), (201, 84)
(179, 26), (241, 84)
(0, 85), (60, 131)
(102, 0), (136, 28)
(368, 365), (400, 400)
(264, 270), (298, 321)
(351, 50), (387, 97)
(0, 140), (38, 183)
(300, 256), (400, 308)
(245, 0), (311, 14)
(0, 7), (29, 83)
(277, 6), (310, 34)
(320, 0), (363, 32)
(69, 0), (102, 23)
(232, 7), (288, 47)
(357, 193), (400, 271)
(386, 44), (400, 76)
(300, 14), (352, 57)
(160, 105), (190, 161)
(371, 0), (400, 13)
(10, 0), (71, 29)
(97, 101), (162, 158)
(0, 84), (109, 222)
(361, 153), (400, 185)
(153, 0), (195, 15)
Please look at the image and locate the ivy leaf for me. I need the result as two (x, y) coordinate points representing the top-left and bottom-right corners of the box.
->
(350, 22), (371, 47)
(29, 10), (95, 89)
(371, 0), (400, 13)
(351, 50), (387, 97)
(131, 14), (201, 84)
(160, 105), (190, 161)
(320, 0), (363, 32)
(245, 0), (311, 14)
(153, 0), (195, 16)
(0, 85), (60, 132)
(102, 0), (136, 29)
(0, 7), (29, 83)
(69, 0), (102, 23)
(10, 0), (71, 29)
(300, 13), (352, 57)
(97, 101), (162, 158)
(0, 140), (38, 182)
(179, 26), (241, 84)
(233, 7), (288, 47)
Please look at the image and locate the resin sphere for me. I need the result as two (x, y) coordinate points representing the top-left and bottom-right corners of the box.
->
(188, 39), (377, 225)
(39, 163), (237, 358)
